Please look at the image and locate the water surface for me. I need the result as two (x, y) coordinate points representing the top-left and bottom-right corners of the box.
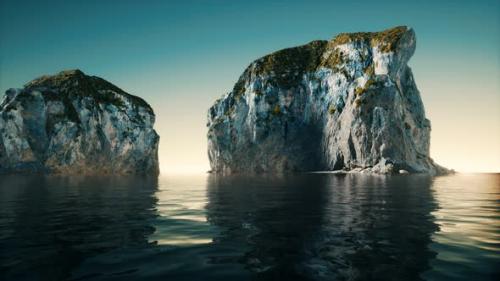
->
(0, 173), (498, 280)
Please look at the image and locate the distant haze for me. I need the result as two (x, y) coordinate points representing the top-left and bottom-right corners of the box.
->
(1, 0), (498, 173)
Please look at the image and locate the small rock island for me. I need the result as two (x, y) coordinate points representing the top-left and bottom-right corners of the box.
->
(0, 70), (159, 175)
(207, 26), (447, 175)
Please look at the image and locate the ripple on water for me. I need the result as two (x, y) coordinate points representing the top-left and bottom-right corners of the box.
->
(0, 173), (499, 281)
(422, 174), (500, 281)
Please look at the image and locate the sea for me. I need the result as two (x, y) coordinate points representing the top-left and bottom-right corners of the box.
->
(0, 173), (499, 281)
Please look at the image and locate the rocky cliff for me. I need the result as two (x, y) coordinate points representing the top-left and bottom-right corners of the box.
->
(0, 70), (159, 175)
(207, 26), (447, 175)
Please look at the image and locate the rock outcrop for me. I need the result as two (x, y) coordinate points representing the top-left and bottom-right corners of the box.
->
(207, 26), (447, 175)
(0, 70), (159, 175)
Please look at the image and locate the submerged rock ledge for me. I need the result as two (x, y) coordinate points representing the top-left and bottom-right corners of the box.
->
(207, 26), (449, 175)
(0, 70), (159, 175)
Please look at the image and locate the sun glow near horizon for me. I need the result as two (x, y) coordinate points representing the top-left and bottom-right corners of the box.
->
(1, 0), (498, 175)
(159, 163), (210, 175)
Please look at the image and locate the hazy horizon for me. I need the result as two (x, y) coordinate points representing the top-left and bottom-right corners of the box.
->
(1, 0), (499, 174)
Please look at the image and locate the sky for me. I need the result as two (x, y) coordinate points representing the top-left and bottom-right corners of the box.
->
(0, 0), (499, 173)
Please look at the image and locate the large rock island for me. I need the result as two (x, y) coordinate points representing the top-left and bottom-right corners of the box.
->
(207, 26), (447, 175)
(0, 70), (159, 175)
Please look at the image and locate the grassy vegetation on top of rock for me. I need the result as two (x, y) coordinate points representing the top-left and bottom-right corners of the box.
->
(331, 26), (408, 52)
(252, 40), (328, 89)
(224, 25), (409, 117)
(234, 26), (408, 91)
(24, 69), (154, 113)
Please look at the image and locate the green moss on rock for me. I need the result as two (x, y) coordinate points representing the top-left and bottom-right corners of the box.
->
(271, 105), (282, 116)
(364, 64), (375, 76)
(332, 32), (372, 45)
(232, 78), (246, 98)
(229, 26), (409, 96)
(354, 98), (364, 108)
(370, 26), (408, 52)
(331, 26), (408, 52)
(355, 79), (377, 96)
(319, 48), (346, 70)
(253, 40), (327, 89)
(25, 69), (153, 112)
(354, 87), (364, 96)
(329, 106), (336, 114)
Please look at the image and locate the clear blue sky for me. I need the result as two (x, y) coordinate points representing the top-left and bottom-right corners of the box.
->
(1, 0), (499, 172)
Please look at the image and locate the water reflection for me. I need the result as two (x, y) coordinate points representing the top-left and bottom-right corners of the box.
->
(423, 174), (500, 280)
(206, 174), (439, 280)
(149, 175), (215, 246)
(207, 174), (330, 279)
(2, 173), (497, 281)
(0, 175), (158, 281)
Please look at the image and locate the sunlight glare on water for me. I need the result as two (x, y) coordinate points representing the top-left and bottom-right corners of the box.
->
(0, 173), (499, 280)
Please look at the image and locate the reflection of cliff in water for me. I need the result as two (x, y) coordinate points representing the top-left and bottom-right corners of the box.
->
(206, 174), (330, 279)
(0, 175), (158, 281)
(206, 174), (439, 281)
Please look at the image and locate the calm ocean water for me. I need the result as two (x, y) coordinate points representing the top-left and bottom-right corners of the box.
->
(0, 173), (498, 281)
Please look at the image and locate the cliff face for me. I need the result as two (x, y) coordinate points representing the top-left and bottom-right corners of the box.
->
(207, 26), (446, 175)
(0, 70), (159, 175)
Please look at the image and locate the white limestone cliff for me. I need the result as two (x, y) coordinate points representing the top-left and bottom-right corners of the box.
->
(0, 70), (159, 175)
(207, 26), (448, 175)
